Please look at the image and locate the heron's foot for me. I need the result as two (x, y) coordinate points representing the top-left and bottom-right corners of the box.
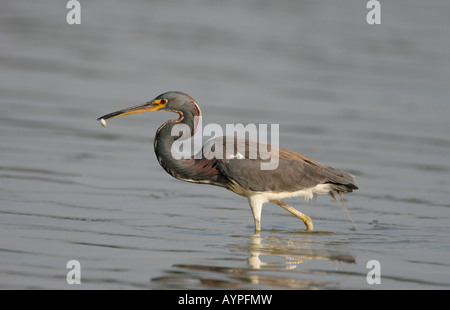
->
(303, 215), (314, 231)
(272, 200), (314, 231)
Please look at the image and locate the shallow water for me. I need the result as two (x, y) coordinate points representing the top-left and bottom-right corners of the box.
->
(1, 0), (449, 289)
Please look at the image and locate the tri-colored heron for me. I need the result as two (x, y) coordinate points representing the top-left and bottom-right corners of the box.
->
(97, 91), (358, 232)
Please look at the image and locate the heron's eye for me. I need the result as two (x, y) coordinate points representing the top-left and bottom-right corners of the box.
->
(161, 99), (168, 105)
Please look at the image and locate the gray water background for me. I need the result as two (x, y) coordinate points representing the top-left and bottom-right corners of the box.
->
(1, 0), (449, 289)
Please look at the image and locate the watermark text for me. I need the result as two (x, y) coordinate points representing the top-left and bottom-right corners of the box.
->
(171, 118), (280, 170)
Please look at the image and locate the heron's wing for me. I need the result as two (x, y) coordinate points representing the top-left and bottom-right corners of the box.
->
(208, 137), (356, 193)
(278, 147), (357, 191)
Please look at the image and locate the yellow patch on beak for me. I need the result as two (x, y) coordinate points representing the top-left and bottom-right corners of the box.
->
(97, 98), (168, 123)
(150, 98), (168, 111)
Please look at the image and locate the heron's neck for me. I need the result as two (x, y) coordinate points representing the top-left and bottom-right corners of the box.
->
(153, 116), (197, 180)
(153, 115), (228, 187)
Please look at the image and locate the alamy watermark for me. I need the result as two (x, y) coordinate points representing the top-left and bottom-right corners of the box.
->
(367, 0), (381, 25)
(366, 259), (381, 285)
(170, 117), (280, 170)
(66, 260), (81, 284)
(66, 0), (81, 25)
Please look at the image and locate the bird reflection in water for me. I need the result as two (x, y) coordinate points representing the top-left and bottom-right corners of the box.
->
(151, 233), (355, 289)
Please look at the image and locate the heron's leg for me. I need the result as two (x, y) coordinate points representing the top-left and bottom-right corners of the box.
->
(272, 200), (314, 231)
(247, 196), (264, 233)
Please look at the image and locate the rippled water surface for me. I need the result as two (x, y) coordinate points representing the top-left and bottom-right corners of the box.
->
(1, 0), (449, 289)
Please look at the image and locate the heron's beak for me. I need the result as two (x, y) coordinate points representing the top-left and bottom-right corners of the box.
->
(97, 99), (166, 124)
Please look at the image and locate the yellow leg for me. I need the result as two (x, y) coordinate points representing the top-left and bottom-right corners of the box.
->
(272, 200), (314, 231)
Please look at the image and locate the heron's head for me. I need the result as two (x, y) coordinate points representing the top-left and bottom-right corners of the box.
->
(97, 91), (201, 125)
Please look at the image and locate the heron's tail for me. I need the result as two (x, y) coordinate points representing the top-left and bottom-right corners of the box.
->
(328, 182), (358, 193)
(324, 166), (358, 193)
